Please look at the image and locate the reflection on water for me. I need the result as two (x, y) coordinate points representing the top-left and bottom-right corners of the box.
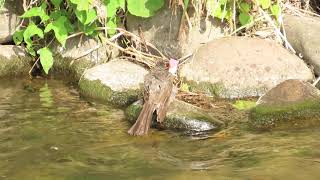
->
(0, 78), (320, 180)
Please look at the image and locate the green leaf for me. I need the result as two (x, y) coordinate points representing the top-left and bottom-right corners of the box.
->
(44, 16), (71, 47)
(127, 0), (164, 18)
(105, 0), (124, 18)
(106, 18), (117, 35)
(75, 9), (97, 25)
(69, 0), (93, 11)
(85, 9), (97, 24)
(119, 0), (125, 9)
(270, 4), (280, 19)
(79, 22), (97, 35)
(23, 22), (44, 48)
(232, 100), (256, 110)
(26, 46), (36, 56)
(240, 2), (251, 13)
(13, 29), (25, 45)
(180, 83), (190, 92)
(75, 9), (87, 24)
(183, 0), (189, 9)
(206, 0), (229, 19)
(37, 48), (53, 74)
(0, 0), (5, 8)
(20, 3), (50, 22)
(258, 0), (271, 9)
(239, 12), (253, 26)
(51, 0), (63, 9)
(50, 10), (68, 20)
(219, 0), (228, 5)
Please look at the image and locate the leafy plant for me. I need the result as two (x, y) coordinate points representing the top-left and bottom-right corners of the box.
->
(13, 0), (165, 75)
(206, 0), (282, 27)
(0, 0), (5, 8)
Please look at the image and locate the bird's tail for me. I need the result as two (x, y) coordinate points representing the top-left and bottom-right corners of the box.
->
(128, 102), (154, 136)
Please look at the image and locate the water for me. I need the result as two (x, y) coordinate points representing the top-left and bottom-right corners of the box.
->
(0, 78), (320, 180)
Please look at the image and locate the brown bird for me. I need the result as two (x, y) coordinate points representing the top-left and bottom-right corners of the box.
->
(128, 59), (179, 136)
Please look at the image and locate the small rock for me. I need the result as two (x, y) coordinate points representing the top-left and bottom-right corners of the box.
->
(284, 14), (320, 75)
(180, 37), (314, 98)
(250, 79), (320, 130)
(79, 59), (148, 106)
(125, 99), (224, 132)
(50, 146), (59, 151)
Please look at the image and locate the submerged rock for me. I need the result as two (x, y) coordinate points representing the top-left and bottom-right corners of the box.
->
(125, 99), (224, 132)
(0, 45), (31, 77)
(284, 14), (320, 75)
(180, 37), (314, 98)
(250, 79), (320, 130)
(79, 59), (148, 107)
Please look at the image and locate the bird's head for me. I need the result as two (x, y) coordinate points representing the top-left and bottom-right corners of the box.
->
(168, 59), (179, 74)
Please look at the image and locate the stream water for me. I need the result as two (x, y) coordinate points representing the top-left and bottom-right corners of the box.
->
(0, 78), (320, 180)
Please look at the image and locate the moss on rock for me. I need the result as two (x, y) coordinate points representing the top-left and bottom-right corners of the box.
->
(0, 54), (30, 77)
(52, 56), (95, 82)
(249, 100), (320, 130)
(182, 79), (226, 97)
(79, 79), (142, 107)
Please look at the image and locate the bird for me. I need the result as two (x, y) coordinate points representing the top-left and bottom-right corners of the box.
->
(128, 59), (179, 136)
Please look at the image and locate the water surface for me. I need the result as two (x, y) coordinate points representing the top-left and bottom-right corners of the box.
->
(0, 78), (320, 180)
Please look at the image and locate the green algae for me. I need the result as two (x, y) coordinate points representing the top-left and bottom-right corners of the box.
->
(52, 56), (95, 82)
(250, 100), (320, 130)
(184, 79), (225, 97)
(232, 100), (256, 110)
(0, 54), (31, 77)
(79, 79), (142, 107)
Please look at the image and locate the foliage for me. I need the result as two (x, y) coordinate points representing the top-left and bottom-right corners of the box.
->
(180, 83), (190, 92)
(206, 0), (281, 27)
(13, 0), (165, 74)
(233, 100), (256, 110)
(0, 0), (4, 8)
(13, 0), (282, 75)
(127, 0), (164, 17)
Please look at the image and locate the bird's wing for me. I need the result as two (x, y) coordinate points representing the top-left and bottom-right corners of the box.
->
(156, 75), (176, 123)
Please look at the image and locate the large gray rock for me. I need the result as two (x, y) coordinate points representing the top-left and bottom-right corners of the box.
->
(180, 37), (314, 98)
(125, 99), (224, 132)
(0, 0), (23, 43)
(284, 14), (320, 75)
(0, 45), (31, 77)
(52, 37), (120, 81)
(126, 3), (224, 58)
(79, 59), (148, 106)
(54, 36), (119, 64)
(250, 79), (320, 130)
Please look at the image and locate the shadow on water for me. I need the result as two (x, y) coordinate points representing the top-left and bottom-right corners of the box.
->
(0, 78), (320, 180)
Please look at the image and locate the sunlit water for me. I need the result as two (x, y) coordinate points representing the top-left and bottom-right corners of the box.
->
(0, 78), (320, 180)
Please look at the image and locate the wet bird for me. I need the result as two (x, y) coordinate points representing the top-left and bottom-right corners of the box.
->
(128, 59), (179, 136)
